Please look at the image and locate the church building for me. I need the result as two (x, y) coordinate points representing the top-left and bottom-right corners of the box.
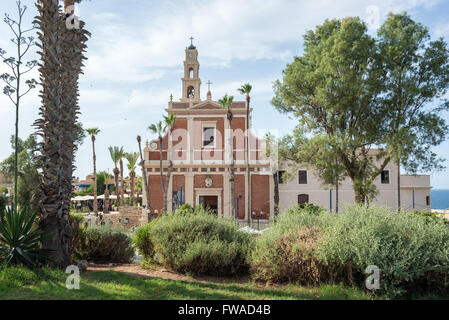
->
(142, 40), (432, 220)
(142, 40), (274, 221)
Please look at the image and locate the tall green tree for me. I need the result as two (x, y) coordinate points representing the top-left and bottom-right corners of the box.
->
(218, 95), (237, 219)
(377, 13), (449, 211)
(0, 1), (38, 213)
(125, 152), (139, 206)
(149, 114), (176, 213)
(238, 83), (252, 224)
(86, 128), (100, 213)
(272, 17), (388, 204)
(108, 146), (124, 207)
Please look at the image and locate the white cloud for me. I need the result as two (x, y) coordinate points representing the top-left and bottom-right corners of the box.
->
(80, 0), (443, 85)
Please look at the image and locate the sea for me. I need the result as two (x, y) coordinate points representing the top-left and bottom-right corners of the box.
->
(431, 189), (449, 210)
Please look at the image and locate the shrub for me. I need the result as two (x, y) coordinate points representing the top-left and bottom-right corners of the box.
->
(134, 222), (155, 261)
(135, 211), (253, 276)
(408, 210), (449, 226)
(71, 225), (134, 263)
(251, 205), (449, 298)
(174, 203), (211, 216)
(0, 207), (51, 267)
(251, 204), (334, 283)
(317, 206), (449, 298)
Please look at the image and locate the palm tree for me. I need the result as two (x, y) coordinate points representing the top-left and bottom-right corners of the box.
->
(34, 0), (89, 267)
(238, 83), (252, 224)
(117, 148), (126, 205)
(125, 152), (139, 206)
(218, 94), (236, 220)
(108, 146), (124, 207)
(149, 114), (176, 213)
(86, 128), (100, 213)
(137, 135), (150, 211)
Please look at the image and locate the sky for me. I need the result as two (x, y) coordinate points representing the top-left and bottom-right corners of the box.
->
(0, 0), (449, 188)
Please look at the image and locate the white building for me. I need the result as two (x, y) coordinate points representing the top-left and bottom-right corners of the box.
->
(278, 153), (431, 213)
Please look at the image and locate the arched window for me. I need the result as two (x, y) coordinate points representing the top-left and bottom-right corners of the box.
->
(189, 68), (194, 78)
(298, 194), (309, 205)
(187, 86), (195, 98)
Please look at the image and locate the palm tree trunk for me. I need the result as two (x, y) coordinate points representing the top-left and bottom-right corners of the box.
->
(113, 168), (120, 208)
(120, 158), (125, 205)
(34, 0), (88, 267)
(92, 136), (98, 213)
(229, 117), (236, 220)
(130, 170), (135, 206)
(273, 171), (279, 216)
(158, 137), (167, 213)
(137, 136), (150, 211)
(246, 95), (251, 225)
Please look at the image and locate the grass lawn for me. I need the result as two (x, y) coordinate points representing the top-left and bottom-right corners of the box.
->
(0, 266), (373, 300)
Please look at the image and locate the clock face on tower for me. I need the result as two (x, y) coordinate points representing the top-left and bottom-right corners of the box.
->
(189, 53), (194, 58)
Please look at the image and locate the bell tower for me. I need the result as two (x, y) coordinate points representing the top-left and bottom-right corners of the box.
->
(181, 37), (201, 102)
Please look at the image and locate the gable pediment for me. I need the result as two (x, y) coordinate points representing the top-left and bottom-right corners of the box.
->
(191, 101), (222, 110)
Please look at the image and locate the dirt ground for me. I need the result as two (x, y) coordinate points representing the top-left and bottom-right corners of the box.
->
(86, 263), (254, 285)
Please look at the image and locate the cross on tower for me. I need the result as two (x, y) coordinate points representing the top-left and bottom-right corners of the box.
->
(206, 80), (212, 91)
(189, 36), (194, 46)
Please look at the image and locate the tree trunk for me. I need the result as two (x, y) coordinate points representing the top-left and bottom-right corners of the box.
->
(35, 0), (88, 268)
(229, 117), (236, 220)
(159, 137), (166, 214)
(273, 171), (279, 216)
(130, 170), (135, 206)
(137, 136), (150, 212)
(113, 167), (120, 208)
(92, 136), (98, 213)
(246, 95), (251, 225)
(119, 158), (125, 205)
(397, 160), (401, 212)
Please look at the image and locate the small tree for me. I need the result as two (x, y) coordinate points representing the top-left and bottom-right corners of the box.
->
(0, 1), (38, 212)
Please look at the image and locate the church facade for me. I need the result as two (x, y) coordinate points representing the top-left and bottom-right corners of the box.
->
(142, 41), (432, 220)
(142, 41), (273, 221)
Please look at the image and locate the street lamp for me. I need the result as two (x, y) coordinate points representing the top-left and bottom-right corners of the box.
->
(236, 194), (243, 222)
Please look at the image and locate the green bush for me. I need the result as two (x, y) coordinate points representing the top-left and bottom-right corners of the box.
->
(317, 206), (449, 298)
(251, 204), (334, 283)
(71, 225), (134, 263)
(134, 222), (155, 261)
(251, 205), (449, 298)
(0, 207), (51, 267)
(408, 210), (449, 225)
(135, 210), (253, 276)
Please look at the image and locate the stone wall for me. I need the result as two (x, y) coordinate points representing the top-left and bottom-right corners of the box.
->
(101, 206), (147, 230)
